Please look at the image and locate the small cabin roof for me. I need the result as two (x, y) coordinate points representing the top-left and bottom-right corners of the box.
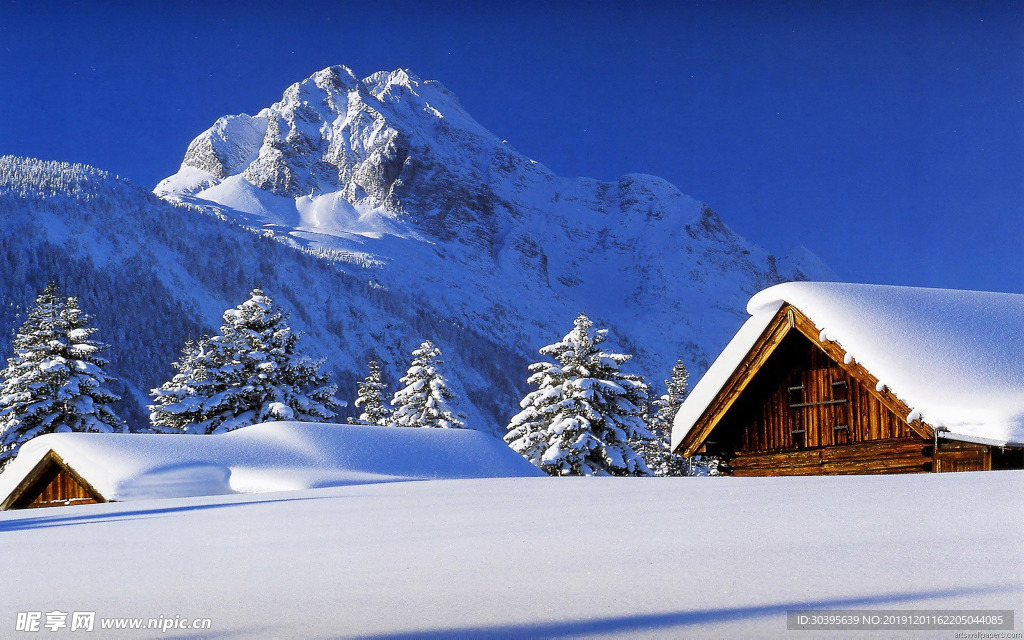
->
(0, 422), (543, 505)
(673, 282), (1024, 451)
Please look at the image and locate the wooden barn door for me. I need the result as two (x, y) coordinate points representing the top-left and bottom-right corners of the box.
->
(935, 441), (991, 473)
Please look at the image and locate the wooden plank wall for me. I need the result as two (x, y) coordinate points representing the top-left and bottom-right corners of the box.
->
(728, 334), (914, 454)
(15, 466), (99, 509)
(934, 441), (990, 473)
(731, 439), (933, 476)
(730, 439), (994, 476)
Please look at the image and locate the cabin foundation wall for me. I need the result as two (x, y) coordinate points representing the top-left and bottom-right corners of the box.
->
(728, 438), (934, 476)
(727, 438), (1010, 476)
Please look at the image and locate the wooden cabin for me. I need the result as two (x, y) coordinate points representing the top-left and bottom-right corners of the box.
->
(0, 451), (106, 510)
(673, 283), (1024, 476)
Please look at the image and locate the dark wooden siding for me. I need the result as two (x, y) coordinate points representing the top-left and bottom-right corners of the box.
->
(731, 439), (933, 476)
(713, 332), (914, 458)
(993, 446), (1024, 470)
(10, 461), (101, 509)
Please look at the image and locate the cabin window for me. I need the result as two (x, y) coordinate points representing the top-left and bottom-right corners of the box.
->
(831, 380), (848, 402)
(791, 428), (805, 448)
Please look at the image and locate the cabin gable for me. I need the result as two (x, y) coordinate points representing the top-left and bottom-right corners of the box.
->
(676, 303), (1024, 475)
(1, 451), (106, 510)
(675, 304), (973, 475)
(678, 305), (933, 458)
(703, 327), (944, 475)
(718, 328), (916, 452)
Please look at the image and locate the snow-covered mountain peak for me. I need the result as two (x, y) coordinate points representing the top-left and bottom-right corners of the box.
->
(312, 64), (360, 90)
(362, 67), (419, 94)
(155, 66), (832, 426)
(158, 65), (502, 205)
(359, 68), (457, 109)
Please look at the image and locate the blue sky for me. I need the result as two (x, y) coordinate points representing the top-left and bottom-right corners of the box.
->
(2, 0), (1021, 292)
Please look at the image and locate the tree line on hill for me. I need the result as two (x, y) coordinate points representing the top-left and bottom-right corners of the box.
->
(0, 283), (716, 476)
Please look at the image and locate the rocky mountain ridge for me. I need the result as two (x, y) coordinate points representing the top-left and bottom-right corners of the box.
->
(156, 65), (830, 393)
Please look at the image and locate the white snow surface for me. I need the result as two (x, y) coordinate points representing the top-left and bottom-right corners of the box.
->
(0, 472), (1020, 638)
(0, 422), (542, 503)
(673, 282), (1024, 451)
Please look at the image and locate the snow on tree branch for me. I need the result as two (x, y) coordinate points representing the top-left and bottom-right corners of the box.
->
(505, 312), (653, 476)
(148, 288), (342, 434)
(0, 282), (124, 468)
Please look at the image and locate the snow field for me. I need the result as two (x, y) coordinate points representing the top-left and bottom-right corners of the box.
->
(0, 471), (1019, 638)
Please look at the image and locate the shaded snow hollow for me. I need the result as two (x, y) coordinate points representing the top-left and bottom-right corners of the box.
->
(673, 282), (1024, 451)
(0, 422), (542, 503)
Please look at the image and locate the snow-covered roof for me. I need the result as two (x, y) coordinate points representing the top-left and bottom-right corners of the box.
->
(673, 282), (1024, 451)
(0, 422), (543, 503)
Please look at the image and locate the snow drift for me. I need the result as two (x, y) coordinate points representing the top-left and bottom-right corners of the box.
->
(0, 422), (543, 503)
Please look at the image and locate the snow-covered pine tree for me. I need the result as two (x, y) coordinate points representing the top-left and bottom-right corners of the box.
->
(505, 312), (654, 476)
(146, 338), (211, 433)
(389, 341), (464, 428)
(348, 359), (391, 425)
(148, 288), (342, 434)
(0, 283), (124, 468)
(640, 359), (692, 476)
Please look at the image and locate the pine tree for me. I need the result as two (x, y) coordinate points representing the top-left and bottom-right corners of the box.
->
(348, 359), (391, 425)
(146, 337), (211, 433)
(639, 359), (693, 476)
(389, 341), (464, 428)
(0, 283), (124, 468)
(505, 312), (653, 476)
(149, 288), (342, 434)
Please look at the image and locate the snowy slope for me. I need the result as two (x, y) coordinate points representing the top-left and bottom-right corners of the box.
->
(0, 422), (542, 503)
(0, 68), (830, 435)
(157, 65), (833, 403)
(0, 472), (1019, 638)
(0, 156), (529, 431)
(672, 282), (1024, 450)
